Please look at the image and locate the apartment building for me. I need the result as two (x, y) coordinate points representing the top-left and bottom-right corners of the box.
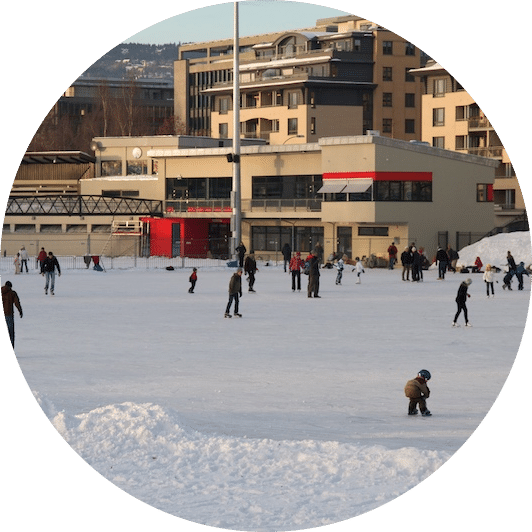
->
(409, 60), (525, 229)
(174, 15), (427, 144)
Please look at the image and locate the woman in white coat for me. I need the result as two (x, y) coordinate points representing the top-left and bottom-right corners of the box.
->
(483, 264), (495, 298)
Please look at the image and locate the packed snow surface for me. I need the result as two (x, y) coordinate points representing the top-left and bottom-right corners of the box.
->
(6, 232), (531, 531)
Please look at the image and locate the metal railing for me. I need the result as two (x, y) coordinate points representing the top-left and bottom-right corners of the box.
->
(243, 199), (322, 212)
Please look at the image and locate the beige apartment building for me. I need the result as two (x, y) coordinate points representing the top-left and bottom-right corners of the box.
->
(409, 60), (526, 229)
(2, 134), (498, 262)
(174, 15), (426, 144)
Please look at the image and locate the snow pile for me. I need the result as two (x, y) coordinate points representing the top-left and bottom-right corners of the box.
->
(41, 398), (449, 530)
(456, 231), (531, 270)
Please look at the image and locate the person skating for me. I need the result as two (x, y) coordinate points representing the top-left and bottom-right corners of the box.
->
(244, 251), (258, 292)
(2, 281), (23, 349)
(19, 246), (29, 273)
(189, 268), (198, 293)
(353, 257), (365, 284)
(452, 278), (472, 327)
(335, 256), (344, 285)
(307, 251), (320, 297)
(515, 261), (529, 290)
(483, 264), (495, 298)
(37, 247), (47, 271)
(401, 246), (412, 281)
(404, 370), (432, 416)
(41, 251), (61, 295)
(225, 268), (243, 318)
(436, 246), (449, 280)
(236, 242), (246, 268)
(289, 251), (304, 291)
(282, 242), (291, 272)
(387, 242), (398, 270)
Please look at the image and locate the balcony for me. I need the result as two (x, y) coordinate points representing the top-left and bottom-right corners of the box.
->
(165, 199), (231, 215)
(242, 199), (322, 213)
(468, 116), (493, 130)
(467, 146), (503, 158)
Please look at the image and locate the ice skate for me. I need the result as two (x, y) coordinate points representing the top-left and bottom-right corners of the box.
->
(452, 322), (460, 327)
(224, 313), (232, 318)
(408, 410), (418, 416)
(421, 410), (432, 417)
(233, 313), (242, 318)
(465, 322), (472, 327)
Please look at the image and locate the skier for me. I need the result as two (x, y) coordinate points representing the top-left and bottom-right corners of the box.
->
(41, 251), (61, 295)
(483, 264), (495, 298)
(452, 278), (472, 327)
(335, 256), (344, 285)
(353, 257), (365, 284)
(225, 268), (243, 318)
(189, 268), (198, 293)
(404, 369), (432, 416)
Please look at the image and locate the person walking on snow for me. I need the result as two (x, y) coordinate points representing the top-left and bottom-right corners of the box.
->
(289, 252), (304, 291)
(404, 369), (432, 416)
(2, 281), (23, 348)
(452, 278), (472, 327)
(353, 257), (365, 284)
(225, 268), (243, 318)
(41, 251), (61, 295)
(387, 242), (398, 270)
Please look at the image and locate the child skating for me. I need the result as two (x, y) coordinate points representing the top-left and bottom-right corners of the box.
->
(335, 256), (344, 285)
(353, 257), (365, 284)
(483, 264), (495, 298)
(404, 369), (432, 416)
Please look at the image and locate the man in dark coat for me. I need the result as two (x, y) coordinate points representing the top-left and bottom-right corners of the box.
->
(41, 251), (61, 295)
(452, 278), (472, 327)
(236, 242), (246, 268)
(225, 268), (243, 318)
(436, 247), (449, 280)
(387, 242), (398, 270)
(281, 243), (292, 272)
(2, 281), (23, 348)
(244, 252), (258, 292)
(401, 246), (412, 281)
(307, 251), (321, 298)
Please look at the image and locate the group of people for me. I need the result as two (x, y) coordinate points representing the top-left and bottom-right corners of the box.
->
(399, 243), (430, 282)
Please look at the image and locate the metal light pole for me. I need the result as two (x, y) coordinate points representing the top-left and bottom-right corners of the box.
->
(231, 1), (242, 259)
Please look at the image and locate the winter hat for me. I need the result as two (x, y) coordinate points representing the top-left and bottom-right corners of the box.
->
(465, 278), (472, 286)
(237, 267), (243, 273)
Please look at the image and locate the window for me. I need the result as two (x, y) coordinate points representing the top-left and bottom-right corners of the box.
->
(477, 184), (493, 202)
(127, 160), (147, 175)
(251, 226), (292, 252)
(383, 67), (393, 81)
(358, 226), (389, 236)
(383, 41), (393, 55)
(405, 68), (416, 82)
(383, 93), (393, 107)
(209, 177), (231, 199)
(433, 79), (446, 96)
(310, 92), (316, 108)
(382, 118), (392, 133)
(252, 176), (283, 199)
(220, 97), (229, 114)
(219, 123), (228, 138)
(455, 136), (466, 150)
(288, 91), (299, 109)
(405, 42), (416, 56)
(405, 119), (415, 134)
(288, 118), (298, 135)
(405, 93), (415, 107)
(101, 160), (122, 177)
(455, 106), (466, 121)
(433, 137), (445, 149)
(374, 181), (432, 202)
(310, 117), (316, 135)
(433, 108), (445, 126)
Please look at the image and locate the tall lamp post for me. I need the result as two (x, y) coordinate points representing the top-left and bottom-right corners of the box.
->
(230, 1), (242, 259)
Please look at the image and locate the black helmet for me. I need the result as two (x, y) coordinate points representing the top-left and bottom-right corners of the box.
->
(418, 369), (431, 381)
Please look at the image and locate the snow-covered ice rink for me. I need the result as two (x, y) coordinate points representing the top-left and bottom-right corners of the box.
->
(3, 233), (530, 530)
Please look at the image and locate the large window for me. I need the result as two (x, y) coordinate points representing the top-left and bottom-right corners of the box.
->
(374, 181), (432, 202)
(288, 118), (298, 135)
(252, 175), (322, 200)
(166, 177), (231, 200)
(251, 226), (292, 252)
(101, 160), (122, 177)
(433, 108), (445, 126)
(252, 176), (283, 199)
(358, 226), (388, 236)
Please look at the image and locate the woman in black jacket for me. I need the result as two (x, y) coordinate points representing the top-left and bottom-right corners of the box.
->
(452, 278), (472, 327)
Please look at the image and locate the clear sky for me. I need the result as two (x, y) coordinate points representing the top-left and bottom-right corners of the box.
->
(124, 1), (348, 45)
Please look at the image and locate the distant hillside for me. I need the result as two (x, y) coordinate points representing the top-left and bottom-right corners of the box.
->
(81, 42), (180, 80)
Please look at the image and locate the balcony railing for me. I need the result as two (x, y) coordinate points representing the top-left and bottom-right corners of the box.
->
(467, 146), (503, 158)
(243, 199), (321, 212)
(468, 116), (493, 130)
(165, 199), (231, 214)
